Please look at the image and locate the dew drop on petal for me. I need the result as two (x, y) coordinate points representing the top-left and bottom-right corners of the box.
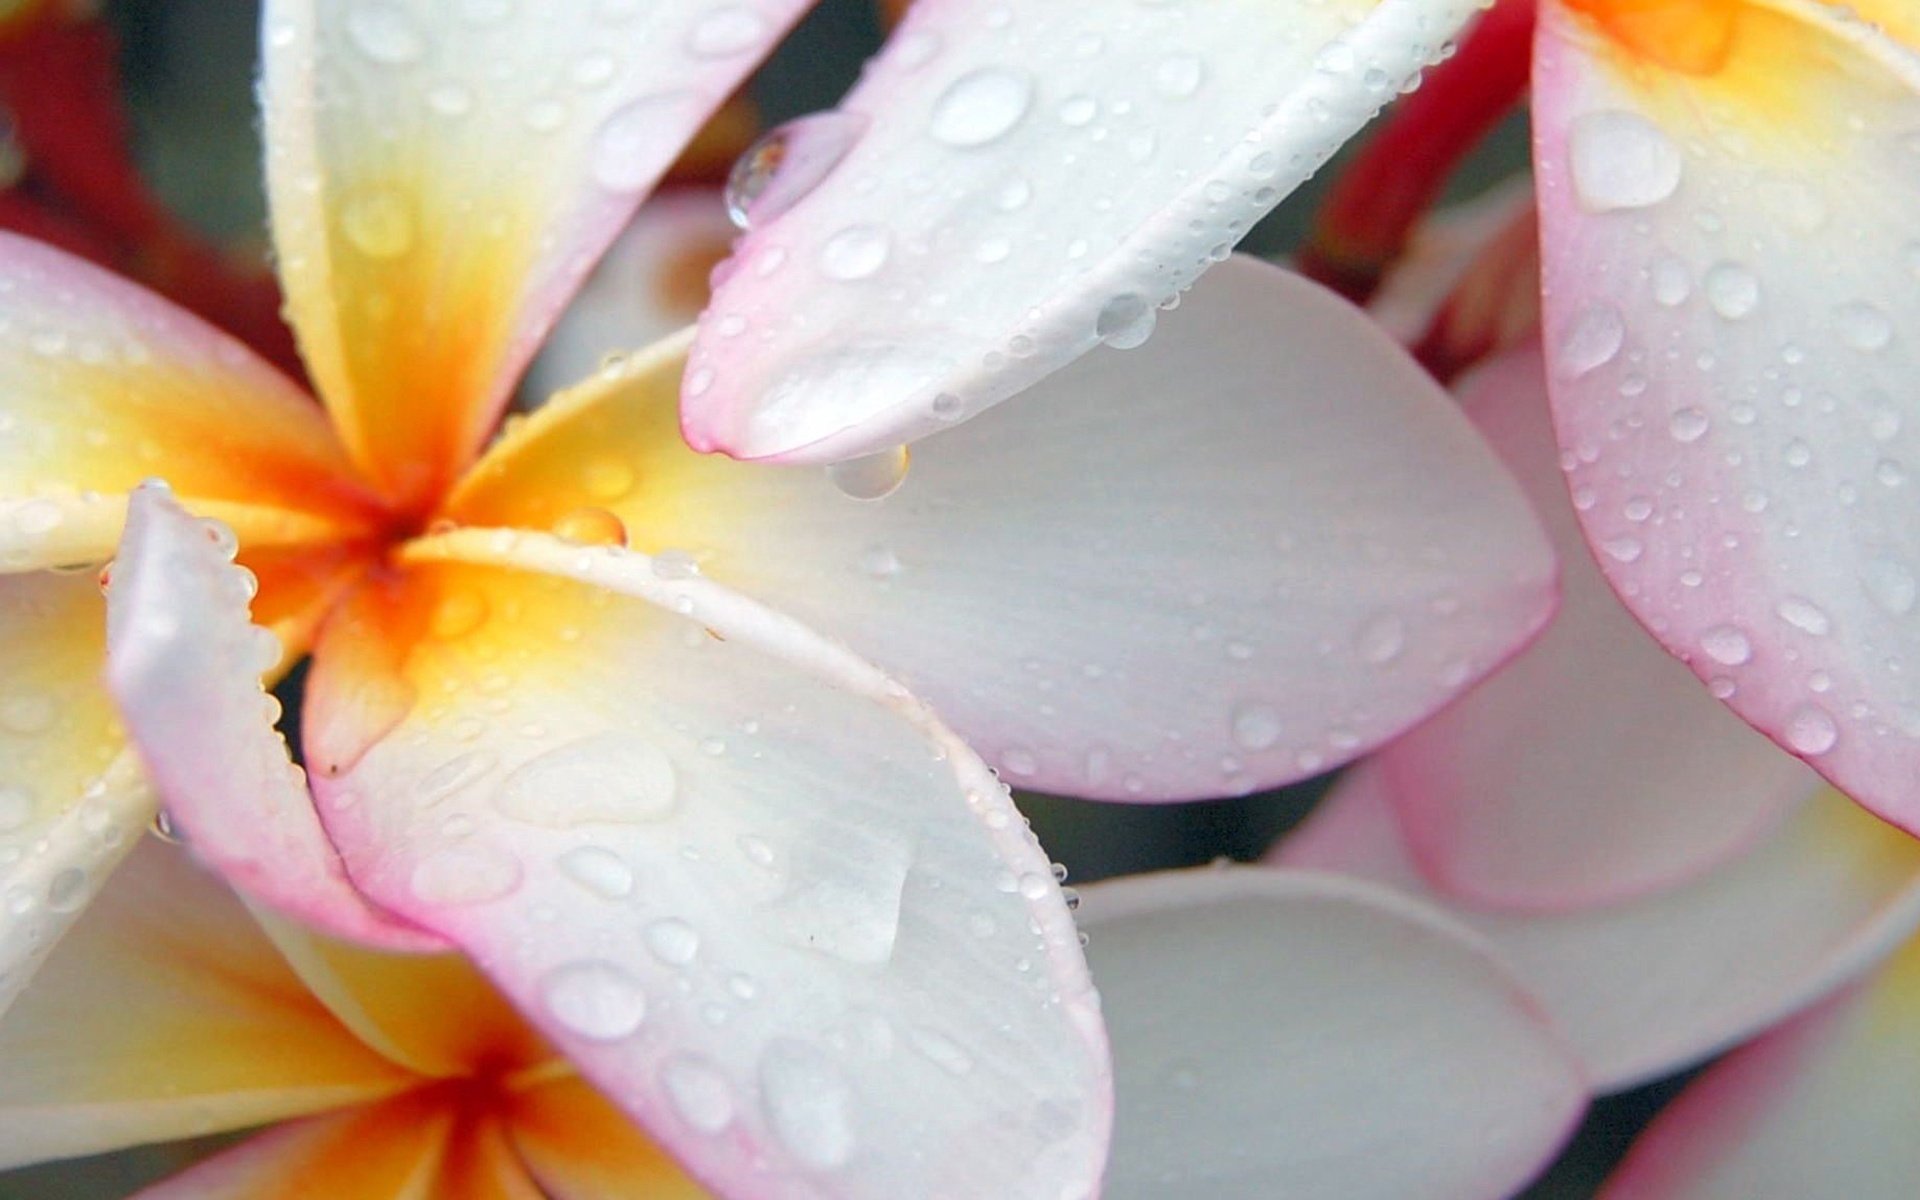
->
(1783, 704), (1839, 756)
(557, 845), (635, 899)
(1558, 303), (1625, 376)
(542, 960), (647, 1040)
(644, 917), (701, 965)
(663, 1055), (736, 1132)
(1229, 701), (1282, 751)
(929, 68), (1033, 147)
(590, 92), (701, 193)
(725, 111), (869, 230)
(346, 4), (426, 64)
(759, 1039), (856, 1168)
(817, 224), (892, 280)
(1700, 625), (1752, 666)
(1704, 263), (1761, 320)
(339, 190), (415, 259)
(1095, 294), (1156, 349)
(828, 446), (910, 500)
(1568, 109), (1682, 212)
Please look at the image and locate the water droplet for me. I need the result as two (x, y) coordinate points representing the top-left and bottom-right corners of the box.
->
(725, 112), (869, 230)
(551, 506), (628, 547)
(1229, 701), (1282, 751)
(817, 224), (891, 280)
(1834, 301), (1893, 352)
(1095, 294), (1156, 349)
(558, 845), (635, 898)
(1700, 625), (1752, 666)
(429, 588), (490, 639)
(1568, 109), (1682, 212)
(542, 960), (647, 1040)
(1776, 596), (1832, 637)
(339, 190), (415, 259)
(760, 1039), (855, 1168)
(662, 1054), (736, 1132)
(857, 543), (902, 579)
(1864, 559), (1917, 616)
(1783, 704), (1838, 755)
(1668, 407), (1711, 443)
(1704, 263), (1761, 320)
(346, 4), (426, 64)
(1002, 747), (1039, 777)
(929, 68), (1033, 147)
(644, 917), (701, 965)
(1153, 53), (1205, 98)
(1354, 614), (1406, 665)
(45, 867), (86, 913)
(828, 446), (910, 500)
(1559, 303), (1625, 376)
(582, 457), (635, 501)
(409, 843), (522, 906)
(494, 734), (679, 826)
(687, 5), (768, 57)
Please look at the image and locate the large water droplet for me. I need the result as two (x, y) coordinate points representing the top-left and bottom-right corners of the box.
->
(644, 917), (701, 965)
(725, 112), (869, 230)
(662, 1054), (736, 1132)
(1700, 625), (1752, 666)
(494, 734), (679, 827)
(1558, 303), (1625, 376)
(817, 224), (892, 280)
(542, 960), (647, 1040)
(828, 445), (910, 500)
(1095, 294), (1156, 349)
(1568, 109), (1682, 212)
(759, 1039), (855, 1168)
(1704, 263), (1761, 320)
(929, 68), (1033, 147)
(1783, 704), (1838, 755)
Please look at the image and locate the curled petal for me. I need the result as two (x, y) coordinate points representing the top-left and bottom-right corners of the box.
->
(105, 484), (440, 951)
(683, 0), (1489, 461)
(302, 530), (1111, 1200)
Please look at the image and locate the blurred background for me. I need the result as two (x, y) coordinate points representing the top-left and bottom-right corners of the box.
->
(0, 2), (1662, 1196)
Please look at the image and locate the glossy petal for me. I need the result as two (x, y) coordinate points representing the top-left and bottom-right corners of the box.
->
(450, 258), (1559, 800)
(0, 566), (150, 1016)
(0, 232), (378, 572)
(683, 0), (1489, 461)
(1534, 1), (1920, 831)
(104, 485), (439, 951)
(1279, 765), (1920, 1090)
(134, 1092), (459, 1200)
(1381, 344), (1817, 909)
(302, 531), (1111, 1200)
(1601, 938), (1920, 1200)
(0, 841), (412, 1170)
(1080, 867), (1585, 1200)
(524, 188), (739, 404)
(507, 1075), (709, 1200)
(260, 0), (815, 506)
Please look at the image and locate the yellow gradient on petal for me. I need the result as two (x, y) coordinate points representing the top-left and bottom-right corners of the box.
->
(0, 573), (122, 829)
(508, 1075), (711, 1199)
(1864, 928), (1920, 1039)
(1556, 0), (1904, 138)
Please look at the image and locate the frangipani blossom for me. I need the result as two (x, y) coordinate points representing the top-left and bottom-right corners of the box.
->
(0, 3), (1558, 1195)
(0, 840), (707, 1198)
(0, 832), (1587, 1200)
(1531, 0), (1920, 831)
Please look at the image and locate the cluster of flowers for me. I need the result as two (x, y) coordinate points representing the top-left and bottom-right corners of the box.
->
(0, 0), (1914, 1196)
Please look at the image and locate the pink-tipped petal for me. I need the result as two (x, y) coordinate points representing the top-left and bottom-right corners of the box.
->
(0, 841), (412, 1171)
(1380, 343), (1817, 910)
(1601, 940), (1920, 1200)
(1280, 765), (1920, 1090)
(452, 257), (1558, 800)
(104, 484), (440, 952)
(302, 530), (1111, 1200)
(683, 0), (1489, 462)
(1534, 1), (1920, 832)
(260, 0), (816, 504)
(1080, 866), (1585, 1200)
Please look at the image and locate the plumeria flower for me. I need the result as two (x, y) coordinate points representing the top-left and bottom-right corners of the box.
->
(0, 2), (1558, 1195)
(1532, 1), (1920, 830)
(0, 827), (1587, 1200)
